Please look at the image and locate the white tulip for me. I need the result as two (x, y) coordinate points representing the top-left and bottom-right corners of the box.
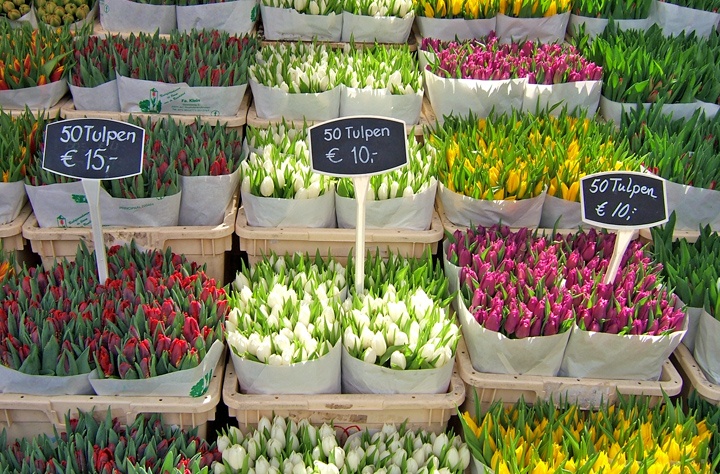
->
(405, 458), (419, 474)
(295, 187), (309, 199)
(371, 331), (387, 357)
(216, 435), (231, 453)
(390, 351), (406, 370)
(267, 438), (284, 458)
(394, 331), (409, 346)
(307, 181), (321, 199)
(390, 181), (400, 197)
(293, 0), (307, 10)
(319, 423), (335, 440)
(223, 445), (246, 470)
(363, 347), (377, 364)
(247, 333), (262, 355)
(256, 456), (271, 474)
(256, 337), (272, 363)
(241, 176), (251, 194)
(360, 327), (375, 349)
(214, 462), (226, 474)
(260, 176), (275, 197)
(377, 182), (389, 200)
(268, 354), (283, 366)
(432, 433), (448, 458)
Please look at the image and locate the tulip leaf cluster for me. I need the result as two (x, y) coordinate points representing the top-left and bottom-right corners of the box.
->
(250, 42), (421, 94)
(0, 108), (48, 184)
(430, 110), (639, 202)
(571, 0), (652, 19)
(107, 30), (257, 88)
(621, 105), (720, 190)
(0, 22), (74, 90)
(652, 213), (720, 319)
(226, 252), (345, 365)
(415, 0), (499, 19)
(215, 416), (471, 473)
(344, 0), (413, 17)
(423, 34), (602, 84)
(582, 24), (706, 103)
(461, 394), (716, 473)
(695, 31), (720, 106)
(336, 134), (437, 200)
(0, 410), (220, 473)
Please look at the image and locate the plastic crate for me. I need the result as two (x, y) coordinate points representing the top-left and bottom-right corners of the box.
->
(0, 353), (225, 443)
(456, 339), (682, 411)
(673, 343), (720, 405)
(21, 192), (238, 284)
(235, 206), (444, 265)
(223, 359), (465, 438)
(0, 203), (37, 271)
(60, 90), (250, 133)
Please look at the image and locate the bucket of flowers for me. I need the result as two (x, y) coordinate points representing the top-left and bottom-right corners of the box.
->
(260, 0), (342, 41)
(495, 0), (571, 43)
(653, 0), (720, 38)
(414, 0), (498, 41)
(176, 0), (259, 35)
(99, 0), (176, 34)
(568, 0), (654, 39)
(341, 0), (414, 43)
(226, 252), (346, 394)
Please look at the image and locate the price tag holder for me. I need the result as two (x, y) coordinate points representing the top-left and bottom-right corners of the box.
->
(580, 171), (668, 284)
(309, 116), (408, 293)
(43, 118), (145, 283)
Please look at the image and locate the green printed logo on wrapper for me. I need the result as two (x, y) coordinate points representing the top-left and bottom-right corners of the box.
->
(190, 370), (213, 397)
(139, 88), (162, 114)
(72, 194), (87, 203)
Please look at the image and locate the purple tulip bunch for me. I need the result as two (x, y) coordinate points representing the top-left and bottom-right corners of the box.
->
(528, 43), (603, 85)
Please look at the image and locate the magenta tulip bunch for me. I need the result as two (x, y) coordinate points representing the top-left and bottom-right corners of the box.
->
(528, 43), (603, 85)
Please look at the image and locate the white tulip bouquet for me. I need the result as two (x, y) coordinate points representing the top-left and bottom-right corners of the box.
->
(250, 43), (341, 94)
(261, 0), (343, 14)
(245, 120), (310, 157)
(341, 46), (421, 94)
(343, 0), (413, 17)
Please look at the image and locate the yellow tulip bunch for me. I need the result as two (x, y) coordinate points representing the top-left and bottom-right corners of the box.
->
(429, 110), (640, 203)
(499, 0), (570, 17)
(461, 396), (716, 474)
(414, 0), (498, 18)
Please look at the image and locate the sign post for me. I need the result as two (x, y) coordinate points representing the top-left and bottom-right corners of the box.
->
(309, 116), (408, 294)
(43, 118), (145, 283)
(580, 171), (668, 284)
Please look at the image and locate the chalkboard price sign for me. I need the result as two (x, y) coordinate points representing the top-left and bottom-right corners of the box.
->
(580, 171), (668, 229)
(309, 116), (408, 177)
(43, 118), (145, 180)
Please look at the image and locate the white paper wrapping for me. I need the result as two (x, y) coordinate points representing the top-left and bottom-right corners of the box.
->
(341, 345), (454, 394)
(0, 181), (26, 226)
(178, 169), (240, 226)
(523, 80), (602, 117)
(335, 180), (436, 230)
(176, 0), (258, 34)
(472, 458), (494, 474)
(442, 239), (461, 309)
(439, 183), (545, 228)
(568, 15), (652, 38)
(540, 194), (587, 230)
(0, 365), (94, 395)
(101, 192), (181, 227)
(117, 76), (247, 116)
(679, 299), (702, 353)
(418, 49), (434, 73)
(89, 340), (224, 396)
(664, 180), (720, 231)
(260, 4), (342, 41)
(241, 188), (337, 228)
(340, 11), (414, 43)
(0, 80), (67, 110)
(693, 310), (720, 384)
(495, 12), (570, 43)
(7, 7), (38, 28)
(339, 86), (423, 124)
(415, 16), (496, 41)
(652, 1), (720, 38)
(69, 80), (121, 112)
(697, 100), (720, 119)
(99, 0), (177, 33)
(250, 79), (341, 121)
(424, 70), (525, 123)
(559, 320), (686, 381)
(457, 293), (571, 376)
(231, 341), (341, 394)
(600, 95), (701, 125)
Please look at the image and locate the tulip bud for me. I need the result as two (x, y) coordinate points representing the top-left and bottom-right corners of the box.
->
(390, 351), (406, 370)
(222, 445), (246, 470)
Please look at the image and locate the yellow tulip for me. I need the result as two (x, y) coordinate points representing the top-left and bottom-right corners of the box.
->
(423, 1), (435, 16)
(567, 181), (580, 202)
(488, 166), (499, 187)
(499, 0), (507, 13)
(530, 460), (550, 474)
(494, 188), (505, 200)
(2, 170), (8, 183)
(544, 0), (556, 16)
(466, 0), (479, 17)
(513, 0), (521, 16)
(436, 0), (447, 16)
(506, 170), (520, 195)
(451, 0), (462, 16)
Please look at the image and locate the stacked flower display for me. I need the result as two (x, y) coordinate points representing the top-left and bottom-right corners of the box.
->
(430, 109), (640, 228)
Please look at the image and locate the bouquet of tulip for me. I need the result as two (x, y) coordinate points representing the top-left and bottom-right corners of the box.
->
(688, 391), (720, 466)
(340, 0), (414, 43)
(0, 22), (72, 109)
(341, 250), (458, 394)
(68, 34), (123, 111)
(620, 105), (720, 231)
(496, 0), (571, 43)
(0, 411), (220, 473)
(461, 395), (715, 474)
(526, 42), (602, 85)
(500, 0), (569, 17)
(261, 0), (342, 14)
(260, 0), (343, 42)
(335, 135), (437, 230)
(240, 140), (336, 228)
(35, 0), (95, 26)
(571, 0), (653, 18)
(226, 253), (345, 393)
(414, 0), (498, 40)
(250, 42), (342, 120)
(344, 0), (412, 17)
(245, 119), (309, 157)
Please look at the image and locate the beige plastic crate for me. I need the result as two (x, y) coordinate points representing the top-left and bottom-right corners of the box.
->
(236, 206), (443, 265)
(223, 359), (465, 437)
(245, 95), (433, 138)
(60, 90), (250, 132)
(673, 342), (720, 405)
(21, 192), (238, 284)
(456, 339), (682, 412)
(0, 203), (36, 271)
(0, 354), (225, 443)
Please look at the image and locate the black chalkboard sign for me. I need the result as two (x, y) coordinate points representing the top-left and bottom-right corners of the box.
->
(43, 119), (145, 180)
(580, 171), (668, 229)
(309, 116), (408, 177)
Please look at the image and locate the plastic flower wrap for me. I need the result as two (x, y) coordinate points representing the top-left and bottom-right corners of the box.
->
(461, 395), (715, 473)
(572, 0), (653, 18)
(250, 42), (340, 93)
(336, 134), (436, 199)
(415, 0), (499, 18)
(226, 253), (346, 365)
(430, 109), (639, 202)
(499, 0), (570, 16)
(344, 0), (413, 16)
(341, 45), (421, 94)
(240, 141), (334, 199)
(261, 0), (343, 14)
